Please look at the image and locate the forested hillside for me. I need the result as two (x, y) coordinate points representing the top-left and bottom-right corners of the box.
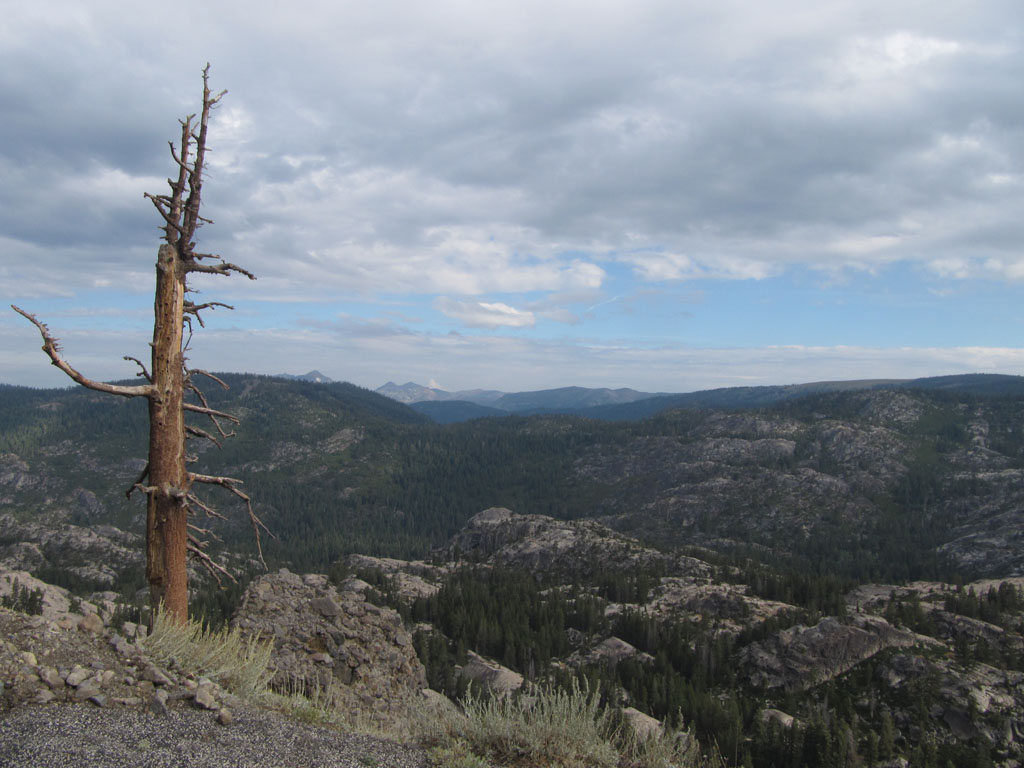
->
(3, 375), (1024, 582)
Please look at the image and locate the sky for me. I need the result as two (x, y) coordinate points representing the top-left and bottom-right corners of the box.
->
(2, 1), (1023, 394)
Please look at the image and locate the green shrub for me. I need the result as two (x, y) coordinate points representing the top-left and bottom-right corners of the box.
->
(143, 610), (273, 697)
(415, 681), (712, 768)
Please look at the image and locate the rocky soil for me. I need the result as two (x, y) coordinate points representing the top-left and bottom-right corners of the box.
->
(0, 567), (432, 768)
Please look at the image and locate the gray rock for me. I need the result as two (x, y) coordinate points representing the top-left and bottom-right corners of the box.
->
(78, 612), (104, 633)
(33, 688), (54, 704)
(232, 571), (427, 730)
(73, 682), (102, 701)
(65, 665), (91, 687)
(40, 666), (63, 689)
(142, 665), (173, 686)
(193, 684), (217, 710)
(310, 596), (341, 617)
(149, 689), (169, 716)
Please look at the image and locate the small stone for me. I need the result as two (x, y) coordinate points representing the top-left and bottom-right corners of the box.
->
(78, 613), (104, 633)
(89, 693), (109, 708)
(65, 666), (91, 687)
(33, 689), (55, 705)
(150, 689), (169, 715)
(310, 652), (333, 664)
(217, 707), (233, 726)
(142, 665), (173, 686)
(99, 670), (116, 687)
(19, 651), (38, 667)
(74, 682), (101, 701)
(310, 596), (341, 617)
(40, 667), (63, 689)
(113, 697), (143, 706)
(193, 684), (217, 710)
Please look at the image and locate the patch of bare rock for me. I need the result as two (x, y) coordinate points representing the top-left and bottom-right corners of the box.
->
(231, 569), (428, 729)
(444, 507), (694, 577)
(741, 614), (926, 691)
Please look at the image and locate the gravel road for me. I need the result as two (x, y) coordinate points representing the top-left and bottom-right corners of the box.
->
(0, 703), (429, 768)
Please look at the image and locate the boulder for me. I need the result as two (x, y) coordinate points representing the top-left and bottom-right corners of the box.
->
(232, 569), (427, 729)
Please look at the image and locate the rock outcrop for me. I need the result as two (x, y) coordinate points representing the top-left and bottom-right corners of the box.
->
(445, 507), (680, 577)
(458, 651), (523, 695)
(231, 569), (427, 728)
(741, 614), (924, 691)
(0, 513), (142, 588)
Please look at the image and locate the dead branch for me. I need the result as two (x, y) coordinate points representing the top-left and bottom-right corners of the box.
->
(183, 402), (240, 423)
(186, 533), (235, 585)
(184, 383), (236, 438)
(12, 306), (155, 399)
(188, 521), (223, 542)
(188, 369), (230, 389)
(190, 472), (272, 567)
(123, 356), (153, 382)
(185, 260), (258, 280)
(187, 493), (227, 520)
(183, 300), (234, 328)
(131, 483), (158, 497)
(125, 462), (151, 499)
(185, 424), (222, 447)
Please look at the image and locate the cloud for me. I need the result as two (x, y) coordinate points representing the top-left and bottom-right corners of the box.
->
(623, 251), (779, 282)
(2, 1), (1023, 389)
(434, 297), (535, 328)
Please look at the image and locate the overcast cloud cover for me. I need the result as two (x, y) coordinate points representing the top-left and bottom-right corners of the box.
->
(2, 0), (1023, 393)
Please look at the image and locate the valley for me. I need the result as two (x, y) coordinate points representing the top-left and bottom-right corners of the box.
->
(2, 374), (1024, 766)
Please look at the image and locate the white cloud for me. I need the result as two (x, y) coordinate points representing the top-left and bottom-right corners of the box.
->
(434, 297), (536, 328)
(840, 33), (962, 81)
(624, 251), (778, 282)
(828, 235), (902, 256)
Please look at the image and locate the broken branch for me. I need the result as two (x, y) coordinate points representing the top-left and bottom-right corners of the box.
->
(190, 472), (272, 567)
(12, 306), (155, 399)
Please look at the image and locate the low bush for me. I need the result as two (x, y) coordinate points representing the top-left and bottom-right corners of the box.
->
(143, 610), (273, 697)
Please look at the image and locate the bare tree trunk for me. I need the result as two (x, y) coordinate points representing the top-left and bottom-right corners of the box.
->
(146, 243), (190, 620)
(14, 66), (265, 627)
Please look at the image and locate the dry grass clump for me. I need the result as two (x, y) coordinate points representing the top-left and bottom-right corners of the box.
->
(143, 610), (273, 697)
(415, 682), (710, 768)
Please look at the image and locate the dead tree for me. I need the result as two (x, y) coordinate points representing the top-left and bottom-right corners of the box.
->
(12, 66), (266, 623)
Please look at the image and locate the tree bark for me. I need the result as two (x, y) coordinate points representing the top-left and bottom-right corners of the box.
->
(146, 243), (190, 621)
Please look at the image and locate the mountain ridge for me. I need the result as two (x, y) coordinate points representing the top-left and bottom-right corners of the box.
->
(379, 373), (1024, 423)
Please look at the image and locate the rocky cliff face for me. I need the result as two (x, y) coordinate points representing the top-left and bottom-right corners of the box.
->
(231, 569), (427, 728)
